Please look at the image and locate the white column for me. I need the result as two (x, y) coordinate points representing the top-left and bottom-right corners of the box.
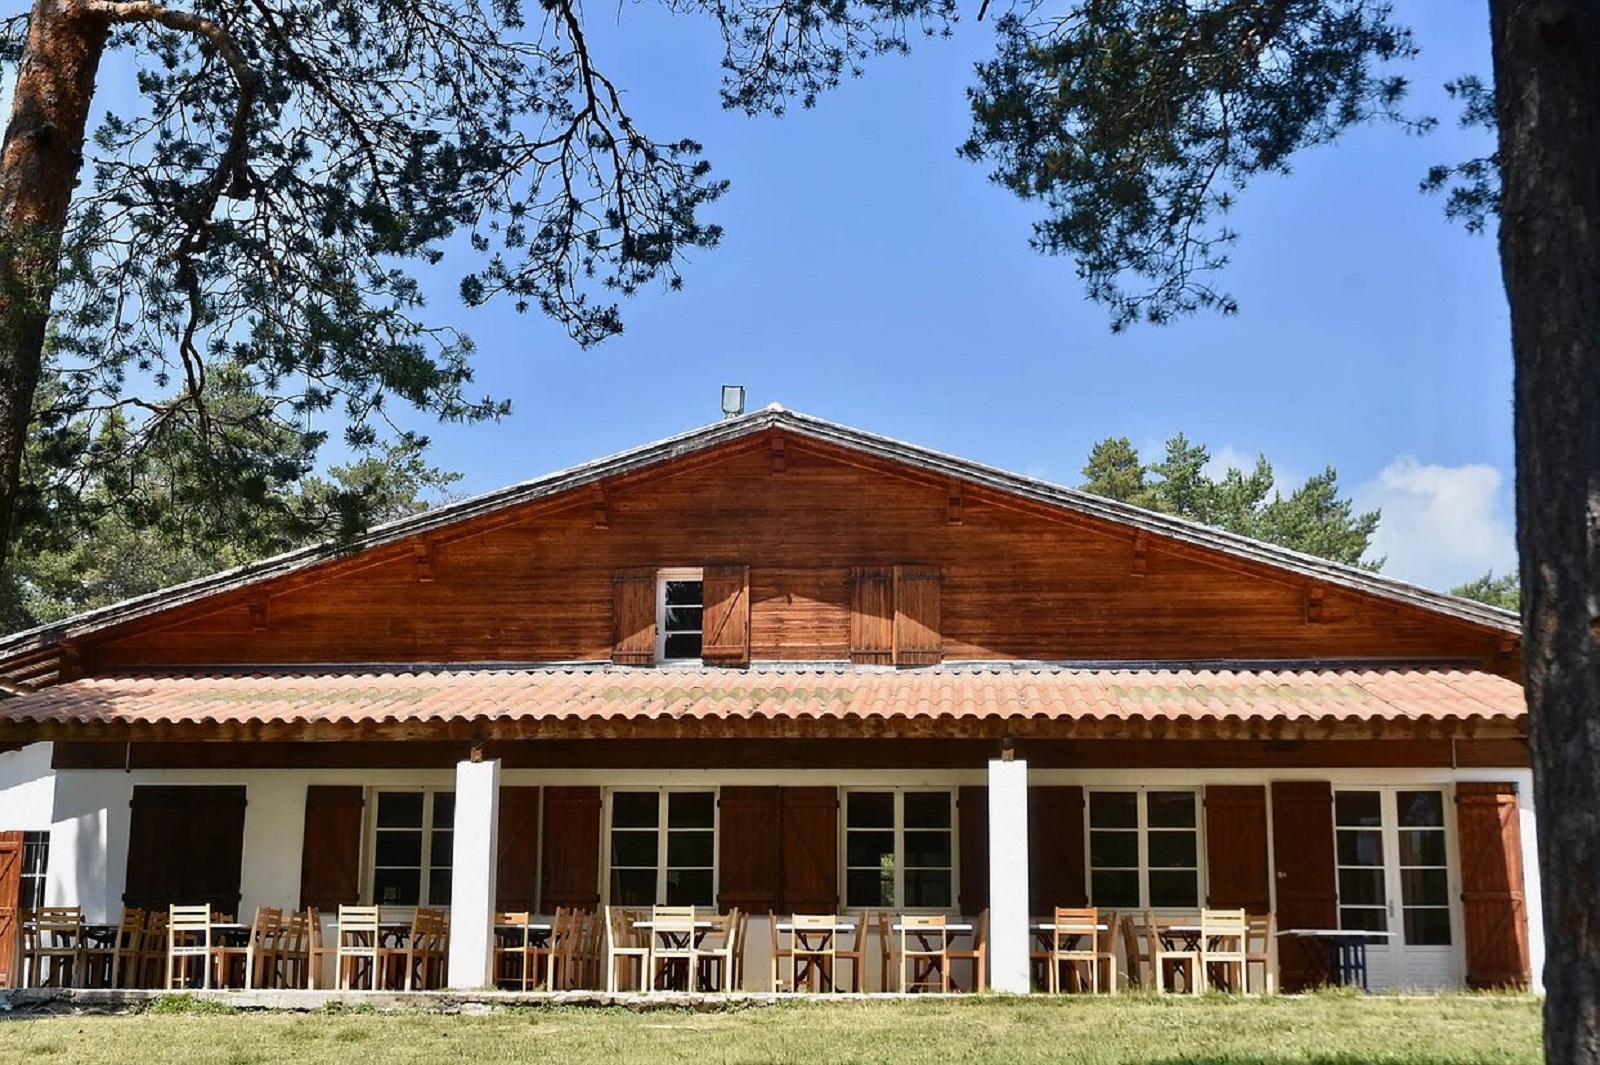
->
(447, 757), (501, 989)
(1515, 769), (1545, 994)
(987, 757), (1030, 993)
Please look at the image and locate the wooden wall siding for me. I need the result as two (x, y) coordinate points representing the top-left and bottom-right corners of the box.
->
(1203, 785), (1271, 913)
(1456, 782), (1532, 988)
(298, 785), (364, 911)
(88, 441), (1507, 671)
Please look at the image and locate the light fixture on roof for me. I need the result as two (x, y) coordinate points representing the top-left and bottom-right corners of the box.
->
(721, 384), (746, 419)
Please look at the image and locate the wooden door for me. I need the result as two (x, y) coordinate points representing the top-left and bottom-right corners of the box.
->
(0, 832), (20, 989)
(1271, 781), (1337, 991)
(125, 786), (248, 916)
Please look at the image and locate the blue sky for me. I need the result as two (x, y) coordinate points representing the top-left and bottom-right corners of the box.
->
(109, 3), (1517, 592)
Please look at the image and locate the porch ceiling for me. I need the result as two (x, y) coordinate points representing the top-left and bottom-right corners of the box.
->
(0, 665), (1526, 743)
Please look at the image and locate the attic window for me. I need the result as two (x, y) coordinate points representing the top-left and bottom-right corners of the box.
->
(657, 569), (704, 662)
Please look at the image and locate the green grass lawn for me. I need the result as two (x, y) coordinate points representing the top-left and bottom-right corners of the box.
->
(0, 993), (1542, 1065)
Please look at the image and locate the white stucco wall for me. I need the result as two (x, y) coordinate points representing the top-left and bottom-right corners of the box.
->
(0, 742), (55, 831)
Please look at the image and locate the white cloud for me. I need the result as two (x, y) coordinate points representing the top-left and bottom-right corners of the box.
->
(1355, 457), (1516, 592)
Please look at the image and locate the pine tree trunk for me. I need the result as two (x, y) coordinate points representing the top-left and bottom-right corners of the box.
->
(0, 0), (109, 568)
(1490, 0), (1600, 1058)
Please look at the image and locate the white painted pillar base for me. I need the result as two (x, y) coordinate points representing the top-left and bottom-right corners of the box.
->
(987, 757), (1030, 993)
(447, 757), (501, 989)
(1515, 770), (1545, 994)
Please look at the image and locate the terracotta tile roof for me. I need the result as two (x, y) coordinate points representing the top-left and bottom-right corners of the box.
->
(0, 666), (1525, 732)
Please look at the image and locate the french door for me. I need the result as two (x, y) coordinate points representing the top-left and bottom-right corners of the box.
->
(1333, 787), (1462, 989)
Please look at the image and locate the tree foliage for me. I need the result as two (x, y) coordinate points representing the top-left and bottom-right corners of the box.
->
(1080, 433), (1380, 568)
(1451, 569), (1520, 612)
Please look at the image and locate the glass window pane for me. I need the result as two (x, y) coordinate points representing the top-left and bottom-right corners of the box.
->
(1340, 907), (1387, 932)
(904, 870), (952, 908)
(1090, 870), (1140, 909)
(664, 633), (703, 659)
(847, 868), (892, 908)
(668, 792), (714, 829)
(903, 830), (952, 869)
(666, 869), (714, 907)
(1147, 831), (1197, 870)
(610, 831), (659, 869)
(846, 830), (896, 870)
(1149, 870), (1198, 908)
(1147, 792), (1196, 829)
(847, 792), (894, 829)
(666, 831), (714, 869)
(663, 606), (703, 632)
(430, 831), (453, 869)
(664, 581), (703, 607)
(1338, 868), (1387, 906)
(611, 792), (659, 829)
(431, 792), (455, 828)
(374, 832), (422, 868)
(428, 868), (452, 907)
(1337, 829), (1385, 867)
(1404, 907), (1452, 946)
(904, 792), (951, 829)
(1088, 831), (1137, 869)
(611, 869), (656, 906)
(376, 792), (424, 828)
(1398, 830), (1448, 867)
(1089, 792), (1137, 829)
(1335, 791), (1382, 828)
(1398, 791), (1444, 828)
(373, 868), (420, 906)
(1401, 868), (1451, 908)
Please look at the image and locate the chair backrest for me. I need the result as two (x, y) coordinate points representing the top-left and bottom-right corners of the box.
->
(1119, 911), (1144, 986)
(898, 913), (947, 953)
(1201, 908), (1248, 940)
(35, 907), (82, 944)
(1245, 911), (1275, 952)
(169, 905), (211, 932)
(337, 905), (380, 943)
(1052, 906), (1098, 952)
(282, 910), (309, 956)
(116, 908), (146, 950)
(497, 911), (531, 950)
(1096, 911), (1118, 955)
(252, 906), (284, 945)
(651, 905), (697, 933)
(975, 908), (991, 953)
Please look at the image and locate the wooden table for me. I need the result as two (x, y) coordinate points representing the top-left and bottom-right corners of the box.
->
(891, 922), (973, 992)
(633, 920), (718, 990)
(775, 922), (857, 992)
(1278, 929), (1395, 990)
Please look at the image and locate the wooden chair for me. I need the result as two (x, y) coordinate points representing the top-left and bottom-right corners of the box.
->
(1200, 908), (1248, 993)
(876, 910), (895, 993)
(26, 907), (83, 988)
(732, 911), (751, 991)
(305, 908), (339, 989)
(832, 909), (871, 993)
(166, 905), (216, 990)
(768, 913), (794, 992)
(218, 907), (280, 989)
(275, 910), (311, 990)
(788, 913), (838, 992)
(604, 906), (651, 993)
(1095, 912), (1122, 993)
(1244, 912), (1277, 994)
(946, 908), (988, 992)
(1146, 910), (1202, 994)
(696, 909), (741, 991)
(111, 908), (147, 989)
(529, 906), (578, 990)
(391, 907), (448, 991)
(138, 909), (169, 989)
(494, 910), (534, 990)
(648, 905), (701, 992)
(1119, 908), (1149, 990)
(898, 914), (949, 993)
(579, 909), (605, 990)
(335, 905), (385, 990)
(83, 907), (141, 988)
(1044, 907), (1106, 993)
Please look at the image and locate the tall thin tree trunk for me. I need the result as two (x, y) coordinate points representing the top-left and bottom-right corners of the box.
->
(1490, 0), (1600, 1058)
(0, 0), (109, 569)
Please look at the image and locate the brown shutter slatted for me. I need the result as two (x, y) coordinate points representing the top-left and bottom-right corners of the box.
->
(496, 786), (541, 913)
(612, 567), (657, 665)
(1271, 781), (1338, 991)
(299, 785), (364, 912)
(1029, 786), (1087, 911)
(717, 787), (782, 913)
(1204, 785), (1271, 913)
(849, 567), (894, 665)
(0, 832), (20, 989)
(540, 786), (601, 910)
(893, 565), (942, 666)
(958, 786), (990, 914)
(701, 564), (751, 666)
(126, 785), (247, 916)
(1456, 782), (1531, 989)
(779, 787), (839, 912)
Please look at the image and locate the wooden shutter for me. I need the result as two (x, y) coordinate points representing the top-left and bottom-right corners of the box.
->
(612, 567), (657, 665)
(1029, 786), (1087, 911)
(1456, 782), (1531, 989)
(0, 832), (20, 989)
(126, 786), (247, 916)
(701, 565), (751, 666)
(849, 567), (894, 665)
(893, 564), (942, 666)
(1204, 785), (1271, 913)
(717, 787), (782, 913)
(298, 786), (364, 911)
(958, 786), (990, 914)
(497, 786), (541, 913)
(779, 787), (839, 912)
(540, 786), (601, 910)
(1271, 781), (1337, 991)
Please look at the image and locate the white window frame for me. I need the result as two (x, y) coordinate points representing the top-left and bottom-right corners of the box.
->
(655, 567), (705, 663)
(1084, 787), (1203, 911)
(366, 787), (455, 908)
(602, 787), (719, 907)
(1332, 785), (1458, 946)
(840, 787), (958, 912)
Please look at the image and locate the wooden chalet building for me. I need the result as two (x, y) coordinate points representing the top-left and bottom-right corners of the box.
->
(0, 407), (1535, 992)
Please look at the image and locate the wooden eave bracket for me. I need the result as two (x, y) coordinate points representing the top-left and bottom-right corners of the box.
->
(247, 598), (268, 631)
(769, 431), (787, 474)
(1305, 584), (1326, 624)
(1131, 532), (1149, 578)
(592, 483), (609, 529)
(947, 480), (963, 526)
(413, 540), (435, 582)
